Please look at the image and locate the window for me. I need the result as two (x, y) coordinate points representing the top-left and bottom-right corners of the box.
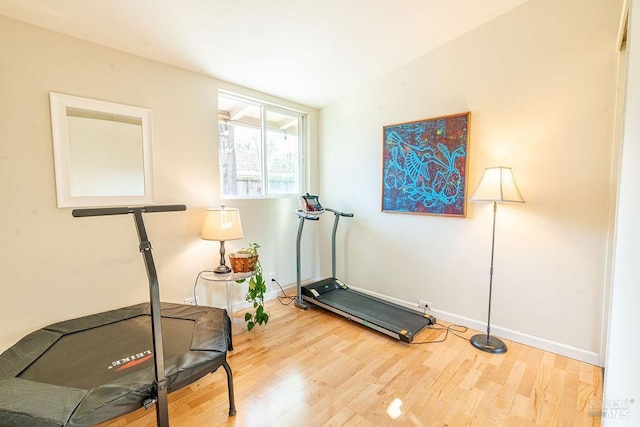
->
(218, 92), (304, 198)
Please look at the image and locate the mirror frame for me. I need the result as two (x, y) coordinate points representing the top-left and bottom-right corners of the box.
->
(50, 92), (155, 208)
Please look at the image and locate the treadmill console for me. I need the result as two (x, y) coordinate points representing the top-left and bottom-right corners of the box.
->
(300, 278), (341, 298)
(299, 193), (325, 215)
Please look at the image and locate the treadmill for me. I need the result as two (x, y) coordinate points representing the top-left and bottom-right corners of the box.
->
(295, 194), (435, 343)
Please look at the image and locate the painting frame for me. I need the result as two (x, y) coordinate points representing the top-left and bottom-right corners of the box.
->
(381, 112), (471, 217)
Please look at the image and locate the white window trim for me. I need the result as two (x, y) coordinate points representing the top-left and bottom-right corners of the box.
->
(218, 91), (306, 199)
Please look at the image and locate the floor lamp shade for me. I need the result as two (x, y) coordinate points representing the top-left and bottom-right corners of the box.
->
(470, 166), (524, 354)
(201, 206), (244, 274)
(470, 166), (525, 203)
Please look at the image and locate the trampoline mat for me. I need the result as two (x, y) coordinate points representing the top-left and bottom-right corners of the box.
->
(317, 289), (431, 334)
(19, 316), (194, 390)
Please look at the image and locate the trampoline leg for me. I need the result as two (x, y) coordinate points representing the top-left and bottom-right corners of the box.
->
(222, 360), (237, 416)
(226, 311), (234, 351)
(155, 383), (169, 427)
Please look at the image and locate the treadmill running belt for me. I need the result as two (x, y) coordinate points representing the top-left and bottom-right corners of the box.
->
(318, 289), (430, 334)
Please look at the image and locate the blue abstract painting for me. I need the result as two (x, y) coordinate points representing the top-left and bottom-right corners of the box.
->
(382, 112), (470, 217)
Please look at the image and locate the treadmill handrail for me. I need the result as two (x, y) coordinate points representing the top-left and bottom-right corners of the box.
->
(295, 209), (320, 221)
(295, 206), (353, 304)
(325, 208), (353, 217)
(328, 209), (352, 278)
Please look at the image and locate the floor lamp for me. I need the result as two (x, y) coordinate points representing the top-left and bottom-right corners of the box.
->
(201, 205), (244, 274)
(470, 166), (525, 354)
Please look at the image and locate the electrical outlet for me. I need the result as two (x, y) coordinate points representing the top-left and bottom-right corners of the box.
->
(269, 272), (275, 282)
(418, 299), (432, 311)
(184, 297), (197, 305)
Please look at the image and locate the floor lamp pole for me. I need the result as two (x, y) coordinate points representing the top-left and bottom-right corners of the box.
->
(470, 201), (508, 354)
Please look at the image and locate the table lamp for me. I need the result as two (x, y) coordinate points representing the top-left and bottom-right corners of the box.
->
(201, 205), (244, 274)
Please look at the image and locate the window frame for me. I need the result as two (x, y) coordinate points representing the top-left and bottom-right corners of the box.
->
(218, 91), (305, 199)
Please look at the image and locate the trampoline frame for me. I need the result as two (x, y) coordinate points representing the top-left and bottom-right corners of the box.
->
(0, 302), (235, 426)
(0, 205), (237, 426)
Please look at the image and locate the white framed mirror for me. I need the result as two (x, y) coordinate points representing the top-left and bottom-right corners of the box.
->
(50, 92), (155, 208)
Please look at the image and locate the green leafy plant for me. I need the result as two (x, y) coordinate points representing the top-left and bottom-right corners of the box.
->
(235, 243), (269, 331)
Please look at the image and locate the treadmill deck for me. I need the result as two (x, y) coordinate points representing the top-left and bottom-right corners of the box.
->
(302, 278), (435, 342)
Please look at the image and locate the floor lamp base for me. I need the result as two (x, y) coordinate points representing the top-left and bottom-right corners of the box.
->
(470, 334), (507, 354)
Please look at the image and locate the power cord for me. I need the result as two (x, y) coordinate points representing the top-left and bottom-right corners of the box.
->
(272, 278), (298, 305)
(191, 269), (219, 306)
(410, 322), (469, 345)
(192, 272), (298, 308)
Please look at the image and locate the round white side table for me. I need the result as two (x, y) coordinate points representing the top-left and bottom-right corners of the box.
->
(197, 271), (253, 334)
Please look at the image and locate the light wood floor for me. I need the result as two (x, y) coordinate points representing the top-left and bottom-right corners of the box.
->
(99, 299), (603, 426)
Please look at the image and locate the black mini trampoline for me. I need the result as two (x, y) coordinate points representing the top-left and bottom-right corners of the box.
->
(0, 302), (234, 426)
(0, 205), (237, 426)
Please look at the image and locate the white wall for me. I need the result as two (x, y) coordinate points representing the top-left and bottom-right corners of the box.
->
(319, 0), (621, 363)
(604, 0), (640, 423)
(0, 16), (318, 353)
(0, 1), (626, 365)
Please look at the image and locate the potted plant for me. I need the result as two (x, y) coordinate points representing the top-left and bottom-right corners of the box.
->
(231, 243), (269, 331)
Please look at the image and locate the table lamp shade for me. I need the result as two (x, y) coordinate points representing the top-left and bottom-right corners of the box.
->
(471, 166), (525, 203)
(201, 207), (243, 241)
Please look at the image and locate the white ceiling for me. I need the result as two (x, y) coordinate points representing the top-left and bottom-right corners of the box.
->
(0, 0), (529, 108)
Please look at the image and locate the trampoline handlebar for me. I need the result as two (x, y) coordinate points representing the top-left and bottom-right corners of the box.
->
(72, 205), (187, 217)
(143, 204), (187, 213)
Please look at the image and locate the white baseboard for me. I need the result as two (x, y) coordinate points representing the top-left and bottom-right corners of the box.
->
(231, 284), (298, 311)
(346, 285), (603, 366)
(236, 281), (602, 366)
(432, 309), (602, 366)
